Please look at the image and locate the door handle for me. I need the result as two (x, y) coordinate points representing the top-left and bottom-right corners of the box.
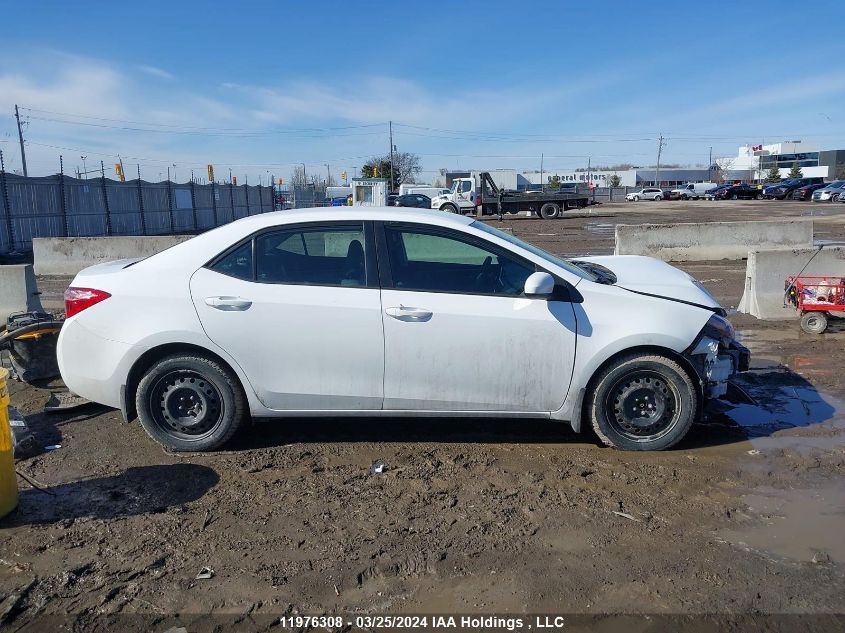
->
(385, 306), (432, 321)
(205, 296), (252, 311)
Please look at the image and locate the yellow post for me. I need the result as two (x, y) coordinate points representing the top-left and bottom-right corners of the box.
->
(0, 367), (18, 518)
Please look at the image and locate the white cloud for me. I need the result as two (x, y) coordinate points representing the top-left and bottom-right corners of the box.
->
(136, 64), (175, 80)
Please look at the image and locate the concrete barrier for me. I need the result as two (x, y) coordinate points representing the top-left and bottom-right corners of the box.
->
(0, 265), (44, 323)
(614, 220), (813, 261)
(33, 236), (192, 276)
(738, 246), (845, 320)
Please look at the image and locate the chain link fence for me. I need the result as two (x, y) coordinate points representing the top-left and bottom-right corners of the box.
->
(0, 172), (274, 254)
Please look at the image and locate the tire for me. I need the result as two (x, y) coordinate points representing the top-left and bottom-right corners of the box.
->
(680, 194), (689, 200)
(440, 203), (459, 214)
(586, 353), (698, 451)
(136, 354), (246, 452)
(654, 195), (663, 201)
(800, 311), (828, 334)
(633, 196), (640, 201)
(756, 194), (763, 200)
(730, 194), (738, 200)
(539, 202), (560, 219)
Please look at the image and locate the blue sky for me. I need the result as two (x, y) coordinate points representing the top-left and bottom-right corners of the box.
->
(1, 0), (844, 184)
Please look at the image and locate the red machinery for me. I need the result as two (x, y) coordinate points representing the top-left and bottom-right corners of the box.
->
(785, 275), (845, 333)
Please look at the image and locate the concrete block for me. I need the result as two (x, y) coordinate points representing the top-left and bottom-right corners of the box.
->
(33, 236), (191, 276)
(0, 265), (44, 323)
(737, 246), (845, 319)
(614, 220), (813, 261)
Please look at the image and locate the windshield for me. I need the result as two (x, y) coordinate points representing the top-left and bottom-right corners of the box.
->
(450, 180), (460, 193)
(471, 221), (598, 282)
(827, 181), (845, 188)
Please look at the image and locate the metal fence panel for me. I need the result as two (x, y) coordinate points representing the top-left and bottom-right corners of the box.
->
(0, 173), (333, 253)
(66, 178), (108, 237)
(141, 182), (172, 235)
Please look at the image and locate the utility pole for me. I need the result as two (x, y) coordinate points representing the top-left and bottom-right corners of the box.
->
(655, 134), (666, 186)
(540, 153), (544, 190)
(708, 146), (713, 181)
(389, 120), (395, 192)
(326, 163), (331, 186)
(14, 105), (28, 177)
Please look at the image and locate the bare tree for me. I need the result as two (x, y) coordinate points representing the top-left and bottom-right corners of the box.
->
(290, 165), (308, 187)
(713, 157), (735, 184)
(363, 152), (423, 185)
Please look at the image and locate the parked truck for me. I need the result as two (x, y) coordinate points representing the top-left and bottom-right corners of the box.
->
(669, 182), (717, 200)
(431, 171), (590, 218)
(398, 183), (451, 198)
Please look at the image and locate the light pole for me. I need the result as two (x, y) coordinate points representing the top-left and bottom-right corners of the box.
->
(81, 155), (88, 179)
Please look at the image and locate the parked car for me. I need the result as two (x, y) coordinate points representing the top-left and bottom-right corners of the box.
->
(386, 193), (399, 206)
(715, 184), (760, 200)
(625, 187), (664, 201)
(715, 183), (763, 200)
(57, 207), (748, 453)
(703, 184), (732, 200)
(792, 183), (827, 201)
(762, 177), (825, 200)
(394, 193), (432, 208)
(662, 189), (682, 200)
(812, 180), (845, 202)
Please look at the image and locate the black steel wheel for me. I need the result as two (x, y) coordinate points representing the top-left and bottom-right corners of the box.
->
(136, 354), (246, 451)
(587, 353), (697, 451)
(604, 371), (678, 441)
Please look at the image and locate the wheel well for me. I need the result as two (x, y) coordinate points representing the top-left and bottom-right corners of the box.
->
(578, 345), (704, 430)
(123, 343), (247, 422)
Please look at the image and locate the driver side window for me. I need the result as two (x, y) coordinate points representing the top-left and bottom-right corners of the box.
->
(383, 226), (534, 296)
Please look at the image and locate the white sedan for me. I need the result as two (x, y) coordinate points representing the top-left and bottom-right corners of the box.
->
(57, 208), (748, 452)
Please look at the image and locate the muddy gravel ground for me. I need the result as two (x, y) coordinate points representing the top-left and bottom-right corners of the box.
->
(2, 199), (845, 630)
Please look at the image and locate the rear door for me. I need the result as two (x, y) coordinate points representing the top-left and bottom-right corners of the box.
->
(189, 221), (385, 411)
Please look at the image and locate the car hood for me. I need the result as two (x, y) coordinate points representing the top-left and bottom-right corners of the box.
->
(575, 255), (721, 311)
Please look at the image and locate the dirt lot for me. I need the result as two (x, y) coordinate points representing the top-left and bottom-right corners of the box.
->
(2, 199), (845, 630)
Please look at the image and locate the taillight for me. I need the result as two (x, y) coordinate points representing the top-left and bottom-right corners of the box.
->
(64, 287), (111, 317)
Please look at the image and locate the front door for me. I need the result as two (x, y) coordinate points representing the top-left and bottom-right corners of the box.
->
(378, 223), (577, 412)
(190, 222), (384, 411)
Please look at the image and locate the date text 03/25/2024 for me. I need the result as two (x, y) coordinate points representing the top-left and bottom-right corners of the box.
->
(278, 615), (567, 630)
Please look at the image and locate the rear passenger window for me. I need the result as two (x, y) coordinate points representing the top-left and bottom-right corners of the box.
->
(210, 241), (253, 280)
(255, 225), (367, 286)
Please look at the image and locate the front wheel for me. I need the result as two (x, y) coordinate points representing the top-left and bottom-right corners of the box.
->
(730, 194), (738, 200)
(801, 311), (828, 334)
(756, 194), (763, 200)
(587, 353), (697, 451)
(136, 354), (246, 452)
(632, 196), (640, 201)
(440, 203), (459, 214)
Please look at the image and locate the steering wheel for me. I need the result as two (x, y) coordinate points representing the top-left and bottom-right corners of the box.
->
(475, 256), (498, 292)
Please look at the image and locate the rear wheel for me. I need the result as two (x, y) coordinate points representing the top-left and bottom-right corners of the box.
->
(730, 194), (738, 200)
(539, 202), (560, 219)
(587, 353), (697, 451)
(654, 195), (663, 201)
(801, 311), (828, 334)
(136, 354), (246, 452)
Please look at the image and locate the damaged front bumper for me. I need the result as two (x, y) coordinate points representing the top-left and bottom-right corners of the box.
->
(685, 314), (750, 399)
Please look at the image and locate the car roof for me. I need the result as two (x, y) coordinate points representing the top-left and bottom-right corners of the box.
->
(235, 206), (471, 228)
(141, 207), (475, 271)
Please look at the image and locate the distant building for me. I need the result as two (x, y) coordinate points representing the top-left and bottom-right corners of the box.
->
(717, 142), (845, 180)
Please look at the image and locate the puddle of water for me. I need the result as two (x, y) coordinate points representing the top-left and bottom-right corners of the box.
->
(719, 483), (845, 563)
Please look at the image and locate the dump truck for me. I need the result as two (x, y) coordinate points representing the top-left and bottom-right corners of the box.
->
(431, 171), (590, 218)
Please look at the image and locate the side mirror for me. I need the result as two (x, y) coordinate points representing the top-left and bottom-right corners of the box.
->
(524, 271), (555, 297)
